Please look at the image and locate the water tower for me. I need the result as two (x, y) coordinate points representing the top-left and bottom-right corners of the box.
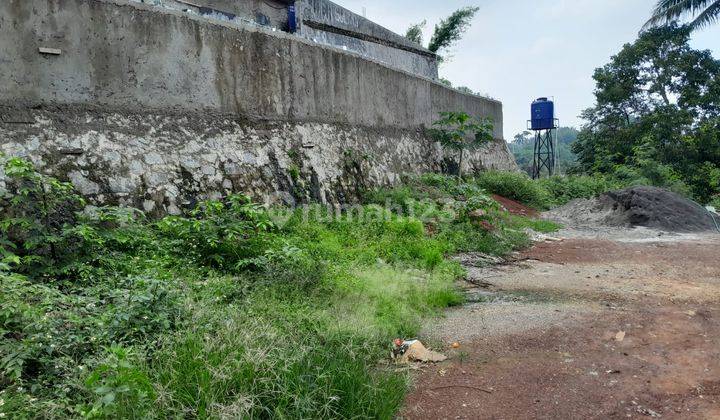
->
(528, 98), (559, 179)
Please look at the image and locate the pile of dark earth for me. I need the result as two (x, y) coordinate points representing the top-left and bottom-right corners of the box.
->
(544, 186), (719, 232)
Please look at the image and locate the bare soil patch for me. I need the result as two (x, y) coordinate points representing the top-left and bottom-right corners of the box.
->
(402, 233), (720, 419)
(491, 194), (538, 217)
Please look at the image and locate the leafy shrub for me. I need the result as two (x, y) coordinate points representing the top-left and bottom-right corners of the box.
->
(610, 162), (690, 196)
(82, 346), (155, 419)
(0, 272), (181, 391)
(428, 111), (494, 178)
(536, 175), (622, 206)
(103, 276), (182, 343)
(156, 194), (276, 271)
(0, 157), (85, 277)
(710, 195), (720, 209)
(474, 171), (554, 209)
(0, 272), (99, 386)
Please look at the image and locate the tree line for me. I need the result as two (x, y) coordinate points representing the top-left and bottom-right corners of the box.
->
(511, 1), (720, 204)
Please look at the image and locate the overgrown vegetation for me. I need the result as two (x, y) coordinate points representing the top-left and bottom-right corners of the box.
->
(405, 6), (479, 62)
(428, 111), (494, 179)
(572, 24), (720, 205)
(0, 157), (554, 418)
(471, 171), (629, 210)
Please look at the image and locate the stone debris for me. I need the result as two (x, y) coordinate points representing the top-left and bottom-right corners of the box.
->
(452, 252), (505, 268)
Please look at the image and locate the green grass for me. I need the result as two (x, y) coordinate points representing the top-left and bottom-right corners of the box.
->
(472, 171), (632, 210)
(0, 162), (559, 419)
(508, 215), (562, 233)
(474, 171), (555, 209)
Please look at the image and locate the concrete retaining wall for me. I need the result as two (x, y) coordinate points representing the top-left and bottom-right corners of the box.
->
(196, 0), (291, 28)
(1, 0), (496, 133)
(298, 0), (428, 52)
(157, 0), (292, 30)
(0, 0), (516, 214)
(296, 0), (438, 79)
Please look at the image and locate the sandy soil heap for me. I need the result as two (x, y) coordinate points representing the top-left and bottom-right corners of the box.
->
(545, 186), (718, 232)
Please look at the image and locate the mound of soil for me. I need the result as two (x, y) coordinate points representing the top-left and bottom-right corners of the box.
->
(545, 186), (718, 232)
(492, 194), (538, 217)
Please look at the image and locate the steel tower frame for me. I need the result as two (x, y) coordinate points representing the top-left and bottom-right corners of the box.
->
(532, 129), (555, 179)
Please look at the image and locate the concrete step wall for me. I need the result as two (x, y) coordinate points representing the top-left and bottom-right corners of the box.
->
(0, 0), (516, 213)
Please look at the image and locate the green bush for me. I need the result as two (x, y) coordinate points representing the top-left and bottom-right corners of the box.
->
(156, 194), (277, 271)
(536, 175), (622, 206)
(610, 162), (691, 197)
(474, 171), (554, 209)
(1, 158), (560, 419)
(81, 346), (155, 419)
(0, 157), (85, 277)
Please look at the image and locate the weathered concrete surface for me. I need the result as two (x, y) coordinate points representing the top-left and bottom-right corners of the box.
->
(296, 0), (439, 79)
(0, 109), (516, 215)
(129, 0), (437, 78)
(152, 0), (292, 31)
(0, 0), (516, 213)
(0, 0), (501, 136)
(193, 0), (291, 28)
(299, 0), (425, 53)
(299, 25), (438, 81)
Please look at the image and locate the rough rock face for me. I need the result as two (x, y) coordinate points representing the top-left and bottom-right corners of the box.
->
(545, 186), (718, 232)
(0, 109), (517, 216)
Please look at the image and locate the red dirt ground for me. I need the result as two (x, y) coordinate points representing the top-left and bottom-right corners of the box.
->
(492, 194), (538, 217)
(402, 235), (720, 419)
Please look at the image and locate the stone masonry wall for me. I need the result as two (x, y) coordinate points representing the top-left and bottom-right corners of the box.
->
(0, 109), (516, 215)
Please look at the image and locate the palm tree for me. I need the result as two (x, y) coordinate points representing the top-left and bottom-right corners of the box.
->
(645, 0), (720, 30)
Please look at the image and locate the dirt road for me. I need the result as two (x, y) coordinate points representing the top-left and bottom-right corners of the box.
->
(402, 229), (720, 419)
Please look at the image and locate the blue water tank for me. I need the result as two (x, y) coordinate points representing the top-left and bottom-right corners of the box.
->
(288, 4), (297, 33)
(530, 98), (555, 130)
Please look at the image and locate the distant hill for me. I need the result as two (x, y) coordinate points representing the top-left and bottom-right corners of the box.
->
(508, 127), (579, 175)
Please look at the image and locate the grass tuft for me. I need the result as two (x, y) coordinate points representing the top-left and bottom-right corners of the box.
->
(0, 158), (563, 419)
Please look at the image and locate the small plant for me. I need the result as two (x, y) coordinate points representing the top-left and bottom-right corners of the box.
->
(0, 156), (85, 276)
(429, 112), (494, 179)
(406, 7), (480, 61)
(287, 149), (300, 161)
(288, 164), (300, 181)
(156, 194), (276, 270)
(710, 195), (720, 209)
(82, 346), (154, 419)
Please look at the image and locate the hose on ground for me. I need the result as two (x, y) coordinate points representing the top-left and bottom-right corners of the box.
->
(688, 198), (720, 233)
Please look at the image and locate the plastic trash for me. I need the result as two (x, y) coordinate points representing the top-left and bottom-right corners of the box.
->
(393, 339), (447, 363)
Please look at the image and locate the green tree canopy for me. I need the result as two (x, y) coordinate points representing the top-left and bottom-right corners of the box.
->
(572, 24), (720, 202)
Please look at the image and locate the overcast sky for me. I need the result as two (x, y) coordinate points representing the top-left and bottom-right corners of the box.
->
(333, 0), (720, 139)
